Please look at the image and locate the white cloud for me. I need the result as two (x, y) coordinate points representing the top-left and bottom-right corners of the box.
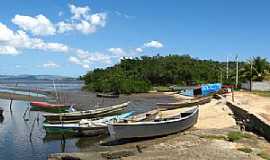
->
(135, 47), (143, 53)
(42, 61), (60, 68)
(144, 40), (163, 48)
(57, 21), (74, 33)
(108, 48), (126, 57)
(12, 14), (56, 36)
(69, 56), (81, 64)
(68, 49), (113, 69)
(0, 46), (19, 55)
(0, 22), (69, 54)
(69, 4), (90, 20)
(57, 4), (107, 34)
(114, 11), (134, 19)
(90, 13), (106, 26)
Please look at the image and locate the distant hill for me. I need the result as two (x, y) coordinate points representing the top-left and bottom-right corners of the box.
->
(0, 75), (78, 81)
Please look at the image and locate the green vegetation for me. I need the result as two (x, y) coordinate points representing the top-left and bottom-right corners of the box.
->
(240, 56), (270, 84)
(82, 55), (269, 94)
(237, 147), (253, 153)
(257, 152), (270, 160)
(227, 131), (252, 142)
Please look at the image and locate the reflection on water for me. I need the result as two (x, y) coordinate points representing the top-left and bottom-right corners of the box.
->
(0, 99), (105, 160)
(0, 88), (47, 97)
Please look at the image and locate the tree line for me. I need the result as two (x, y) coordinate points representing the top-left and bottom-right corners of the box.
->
(82, 55), (270, 94)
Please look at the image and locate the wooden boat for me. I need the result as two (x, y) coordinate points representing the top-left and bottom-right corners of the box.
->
(43, 112), (134, 136)
(43, 102), (130, 122)
(30, 101), (70, 112)
(96, 93), (119, 98)
(156, 96), (211, 110)
(108, 107), (199, 140)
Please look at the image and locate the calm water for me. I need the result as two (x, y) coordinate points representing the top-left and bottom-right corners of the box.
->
(0, 99), (107, 160)
(0, 79), (84, 92)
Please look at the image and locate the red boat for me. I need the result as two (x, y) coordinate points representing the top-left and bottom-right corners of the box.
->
(30, 101), (70, 112)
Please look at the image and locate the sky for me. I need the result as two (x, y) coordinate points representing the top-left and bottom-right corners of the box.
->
(0, 0), (270, 77)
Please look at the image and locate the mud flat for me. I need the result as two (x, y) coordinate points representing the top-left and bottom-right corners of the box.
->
(49, 94), (270, 160)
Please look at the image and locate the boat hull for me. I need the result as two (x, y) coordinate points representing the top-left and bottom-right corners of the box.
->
(157, 97), (211, 110)
(108, 107), (199, 140)
(43, 102), (129, 122)
(30, 101), (70, 113)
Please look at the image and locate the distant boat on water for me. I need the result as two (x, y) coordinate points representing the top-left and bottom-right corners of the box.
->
(96, 93), (119, 98)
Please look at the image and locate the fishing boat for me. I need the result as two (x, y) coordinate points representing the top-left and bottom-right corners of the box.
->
(30, 101), (70, 113)
(43, 112), (134, 136)
(43, 102), (130, 122)
(96, 93), (119, 98)
(108, 107), (199, 140)
(156, 96), (211, 110)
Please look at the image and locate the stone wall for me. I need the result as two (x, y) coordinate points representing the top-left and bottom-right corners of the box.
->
(241, 81), (270, 91)
(226, 100), (270, 141)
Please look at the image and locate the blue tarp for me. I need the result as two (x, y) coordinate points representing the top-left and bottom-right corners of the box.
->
(201, 83), (222, 96)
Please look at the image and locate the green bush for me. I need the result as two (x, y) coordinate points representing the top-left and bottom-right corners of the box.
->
(227, 131), (246, 142)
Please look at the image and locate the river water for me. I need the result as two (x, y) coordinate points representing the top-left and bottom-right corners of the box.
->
(0, 80), (176, 160)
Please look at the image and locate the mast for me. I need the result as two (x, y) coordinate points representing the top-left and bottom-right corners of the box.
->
(53, 80), (59, 103)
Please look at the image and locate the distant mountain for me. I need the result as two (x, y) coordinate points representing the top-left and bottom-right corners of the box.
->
(0, 75), (78, 81)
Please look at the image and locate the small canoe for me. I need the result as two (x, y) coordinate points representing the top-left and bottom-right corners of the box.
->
(96, 93), (119, 98)
(43, 112), (134, 136)
(108, 107), (199, 140)
(43, 102), (130, 122)
(157, 96), (211, 110)
(30, 101), (70, 113)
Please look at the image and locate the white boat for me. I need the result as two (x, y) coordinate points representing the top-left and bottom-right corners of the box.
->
(108, 107), (199, 140)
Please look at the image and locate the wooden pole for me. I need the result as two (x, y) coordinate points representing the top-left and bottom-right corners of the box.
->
(232, 87), (235, 102)
(9, 98), (13, 112)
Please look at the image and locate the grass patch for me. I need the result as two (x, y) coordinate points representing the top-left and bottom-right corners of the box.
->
(199, 134), (227, 140)
(227, 131), (252, 142)
(252, 91), (270, 97)
(237, 147), (252, 153)
(257, 152), (270, 160)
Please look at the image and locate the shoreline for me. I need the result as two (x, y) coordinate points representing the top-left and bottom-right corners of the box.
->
(48, 92), (270, 160)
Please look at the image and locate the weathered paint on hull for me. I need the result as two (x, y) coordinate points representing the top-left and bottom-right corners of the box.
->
(108, 108), (199, 140)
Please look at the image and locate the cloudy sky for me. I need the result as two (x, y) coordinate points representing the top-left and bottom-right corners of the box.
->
(1, 0), (270, 76)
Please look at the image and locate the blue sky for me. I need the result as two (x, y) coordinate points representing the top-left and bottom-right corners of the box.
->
(0, 0), (270, 77)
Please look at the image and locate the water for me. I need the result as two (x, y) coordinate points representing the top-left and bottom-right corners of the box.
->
(0, 79), (84, 92)
(0, 88), (47, 97)
(0, 99), (107, 160)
